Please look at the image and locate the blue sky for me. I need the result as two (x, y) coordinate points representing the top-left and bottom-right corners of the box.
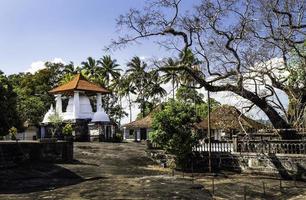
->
(0, 0), (194, 74)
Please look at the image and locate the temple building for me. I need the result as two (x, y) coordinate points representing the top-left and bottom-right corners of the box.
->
(195, 105), (265, 141)
(41, 74), (115, 141)
(122, 114), (153, 141)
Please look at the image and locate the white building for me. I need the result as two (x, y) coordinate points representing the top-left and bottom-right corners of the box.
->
(41, 74), (115, 141)
(121, 114), (153, 141)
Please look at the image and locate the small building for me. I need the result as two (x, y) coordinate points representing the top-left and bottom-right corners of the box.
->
(122, 114), (153, 141)
(41, 74), (115, 141)
(195, 105), (265, 141)
(16, 121), (38, 140)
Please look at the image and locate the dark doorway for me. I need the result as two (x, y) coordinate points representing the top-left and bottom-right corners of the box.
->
(105, 126), (111, 139)
(140, 128), (147, 140)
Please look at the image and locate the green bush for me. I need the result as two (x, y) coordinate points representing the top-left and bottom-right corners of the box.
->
(9, 126), (17, 140)
(112, 133), (123, 142)
(151, 100), (200, 168)
(62, 123), (73, 135)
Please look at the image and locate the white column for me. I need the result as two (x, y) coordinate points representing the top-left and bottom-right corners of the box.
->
(104, 125), (107, 139)
(73, 91), (80, 119)
(55, 94), (62, 114)
(96, 93), (102, 112)
(123, 127), (128, 140)
(136, 129), (141, 141)
(111, 125), (115, 138)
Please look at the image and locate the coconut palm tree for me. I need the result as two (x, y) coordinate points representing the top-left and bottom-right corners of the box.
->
(126, 56), (149, 118)
(98, 55), (122, 87)
(179, 49), (202, 86)
(81, 57), (99, 81)
(161, 58), (181, 99)
(119, 75), (136, 122)
(147, 70), (167, 103)
(59, 62), (79, 84)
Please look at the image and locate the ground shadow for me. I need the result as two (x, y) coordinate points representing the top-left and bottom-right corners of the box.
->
(0, 161), (105, 194)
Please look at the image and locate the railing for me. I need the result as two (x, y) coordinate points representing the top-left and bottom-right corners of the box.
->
(193, 140), (306, 154)
(193, 141), (233, 152)
(238, 140), (306, 154)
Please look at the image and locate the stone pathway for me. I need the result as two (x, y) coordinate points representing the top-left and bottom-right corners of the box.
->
(0, 142), (305, 199)
(0, 142), (210, 199)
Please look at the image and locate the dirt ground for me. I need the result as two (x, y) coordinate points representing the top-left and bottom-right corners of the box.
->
(0, 142), (305, 199)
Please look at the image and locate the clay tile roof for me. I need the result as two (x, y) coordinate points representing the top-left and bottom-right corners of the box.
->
(49, 74), (110, 94)
(195, 105), (265, 130)
(122, 114), (153, 129)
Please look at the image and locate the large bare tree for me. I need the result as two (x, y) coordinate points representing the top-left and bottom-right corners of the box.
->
(109, 0), (305, 139)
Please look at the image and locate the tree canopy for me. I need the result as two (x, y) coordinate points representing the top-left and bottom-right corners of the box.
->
(111, 0), (306, 139)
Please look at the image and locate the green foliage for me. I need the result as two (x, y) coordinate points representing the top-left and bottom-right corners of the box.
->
(8, 126), (17, 140)
(195, 98), (220, 119)
(0, 71), (20, 135)
(136, 101), (155, 119)
(108, 104), (128, 124)
(62, 123), (73, 135)
(48, 112), (63, 137)
(9, 63), (64, 125)
(287, 43), (306, 89)
(176, 86), (204, 104)
(150, 100), (200, 167)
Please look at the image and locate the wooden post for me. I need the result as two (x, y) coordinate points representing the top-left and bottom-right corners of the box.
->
(191, 158), (194, 183)
(279, 179), (282, 191)
(208, 90), (212, 173)
(262, 181), (266, 196)
(233, 135), (238, 152)
(212, 177), (215, 195)
(244, 185), (247, 200)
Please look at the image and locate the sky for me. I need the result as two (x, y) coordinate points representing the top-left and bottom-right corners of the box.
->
(0, 0), (193, 74)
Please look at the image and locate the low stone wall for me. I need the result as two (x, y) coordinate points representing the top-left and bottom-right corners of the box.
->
(147, 149), (306, 179)
(193, 152), (306, 179)
(0, 140), (73, 168)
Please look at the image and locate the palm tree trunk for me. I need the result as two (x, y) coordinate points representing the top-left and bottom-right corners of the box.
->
(172, 74), (175, 99)
(128, 93), (132, 123)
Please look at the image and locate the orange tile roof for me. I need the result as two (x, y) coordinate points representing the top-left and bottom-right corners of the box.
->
(49, 74), (110, 94)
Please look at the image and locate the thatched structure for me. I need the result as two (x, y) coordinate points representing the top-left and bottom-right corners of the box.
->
(195, 105), (265, 131)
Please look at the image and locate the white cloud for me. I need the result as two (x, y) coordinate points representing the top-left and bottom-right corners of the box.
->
(25, 57), (66, 74)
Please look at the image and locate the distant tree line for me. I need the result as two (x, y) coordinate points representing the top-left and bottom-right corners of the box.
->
(0, 52), (216, 136)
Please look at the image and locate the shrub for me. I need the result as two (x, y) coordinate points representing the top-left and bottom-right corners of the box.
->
(9, 126), (17, 140)
(62, 123), (73, 135)
(151, 100), (200, 168)
(48, 112), (63, 138)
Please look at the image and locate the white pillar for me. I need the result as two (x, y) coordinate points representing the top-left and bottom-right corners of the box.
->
(136, 129), (140, 141)
(96, 93), (102, 112)
(55, 94), (62, 114)
(123, 127), (128, 140)
(111, 125), (115, 138)
(73, 91), (80, 119)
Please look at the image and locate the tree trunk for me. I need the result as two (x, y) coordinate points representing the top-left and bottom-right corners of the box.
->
(172, 78), (175, 99)
(231, 87), (301, 139)
(167, 66), (302, 139)
(128, 94), (132, 123)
